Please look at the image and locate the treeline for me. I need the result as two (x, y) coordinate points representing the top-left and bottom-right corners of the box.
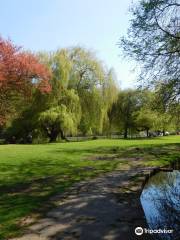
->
(0, 38), (179, 143)
(109, 89), (179, 138)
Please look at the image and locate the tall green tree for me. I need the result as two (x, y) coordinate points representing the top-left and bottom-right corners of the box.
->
(135, 108), (158, 137)
(102, 69), (119, 134)
(110, 90), (141, 138)
(153, 84), (175, 135)
(66, 47), (118, 135)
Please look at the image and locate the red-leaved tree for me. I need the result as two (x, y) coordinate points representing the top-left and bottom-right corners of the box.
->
(0, 37), (51, 126)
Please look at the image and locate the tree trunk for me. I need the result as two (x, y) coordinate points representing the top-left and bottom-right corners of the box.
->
(146, 128), (149, 138)
(60, 129), (69, 141)
(124, 127), (128, 139)
(49, 130), (59, 142)
(163, 129), (165, 136)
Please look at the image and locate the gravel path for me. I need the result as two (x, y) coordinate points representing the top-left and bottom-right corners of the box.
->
(12, 167), (154, 240)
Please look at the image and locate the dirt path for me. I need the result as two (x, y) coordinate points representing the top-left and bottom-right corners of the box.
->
(12, 163), (155, 240)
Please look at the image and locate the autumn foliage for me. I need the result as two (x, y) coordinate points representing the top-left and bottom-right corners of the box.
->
(0, 37), (51, 125)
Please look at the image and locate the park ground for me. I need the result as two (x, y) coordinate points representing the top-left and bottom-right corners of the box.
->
(0, 136), (180, 239)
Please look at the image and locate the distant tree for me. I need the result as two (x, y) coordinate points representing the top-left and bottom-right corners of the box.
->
(170, 101), (180, 132)
(153, 84), (175, 135)
(135, 108), (158, 137)
(133, 90), (156, 136)
(110, 90), (141, 138)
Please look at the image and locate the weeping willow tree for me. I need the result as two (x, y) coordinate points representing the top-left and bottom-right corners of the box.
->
(38, 49), (72, 102)
(66, 47), (118, 135)
(67, 47), (105, 90)
(37, 47), (119, 138)
(36, 50), (81, 141)
(39, 89), (81, 142)
(102, 69), (119, 135)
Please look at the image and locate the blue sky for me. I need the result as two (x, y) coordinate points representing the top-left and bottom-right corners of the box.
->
(0, 0), (138, 88)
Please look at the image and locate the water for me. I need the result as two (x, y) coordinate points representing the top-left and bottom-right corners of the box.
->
(140, 170), (180, 240)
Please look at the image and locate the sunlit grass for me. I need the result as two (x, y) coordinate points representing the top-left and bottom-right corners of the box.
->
(0, 135), (179, 239)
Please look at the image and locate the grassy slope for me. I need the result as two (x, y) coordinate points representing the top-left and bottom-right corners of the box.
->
(0, 136), (179, 239)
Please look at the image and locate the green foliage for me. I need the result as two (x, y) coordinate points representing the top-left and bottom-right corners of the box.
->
(39, 90), (81, 142)
(38, 47), (118, 137)
(135, 108), (158, 136)
(109, 89), (141, 138)
(79, 88), (103, 134)
(169, 101), (180, 131)
(4, 89), (50, 143)
(2, 45), (178, 142)
(68, 47), (105, 91)
(120, 0), (180, 99)
(38, 49), (72, 100)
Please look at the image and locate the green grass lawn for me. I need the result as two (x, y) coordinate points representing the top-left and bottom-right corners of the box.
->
(0, 136), (180, 239)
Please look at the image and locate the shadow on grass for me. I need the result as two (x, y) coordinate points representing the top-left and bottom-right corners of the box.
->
(0, 142), (179, 239)
(50, 142), (180, 155)
(0, 160), (117, 238)
(50, 143), (180, 168)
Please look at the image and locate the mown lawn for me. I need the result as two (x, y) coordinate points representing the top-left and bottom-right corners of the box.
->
(0, 136), (179, 239)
